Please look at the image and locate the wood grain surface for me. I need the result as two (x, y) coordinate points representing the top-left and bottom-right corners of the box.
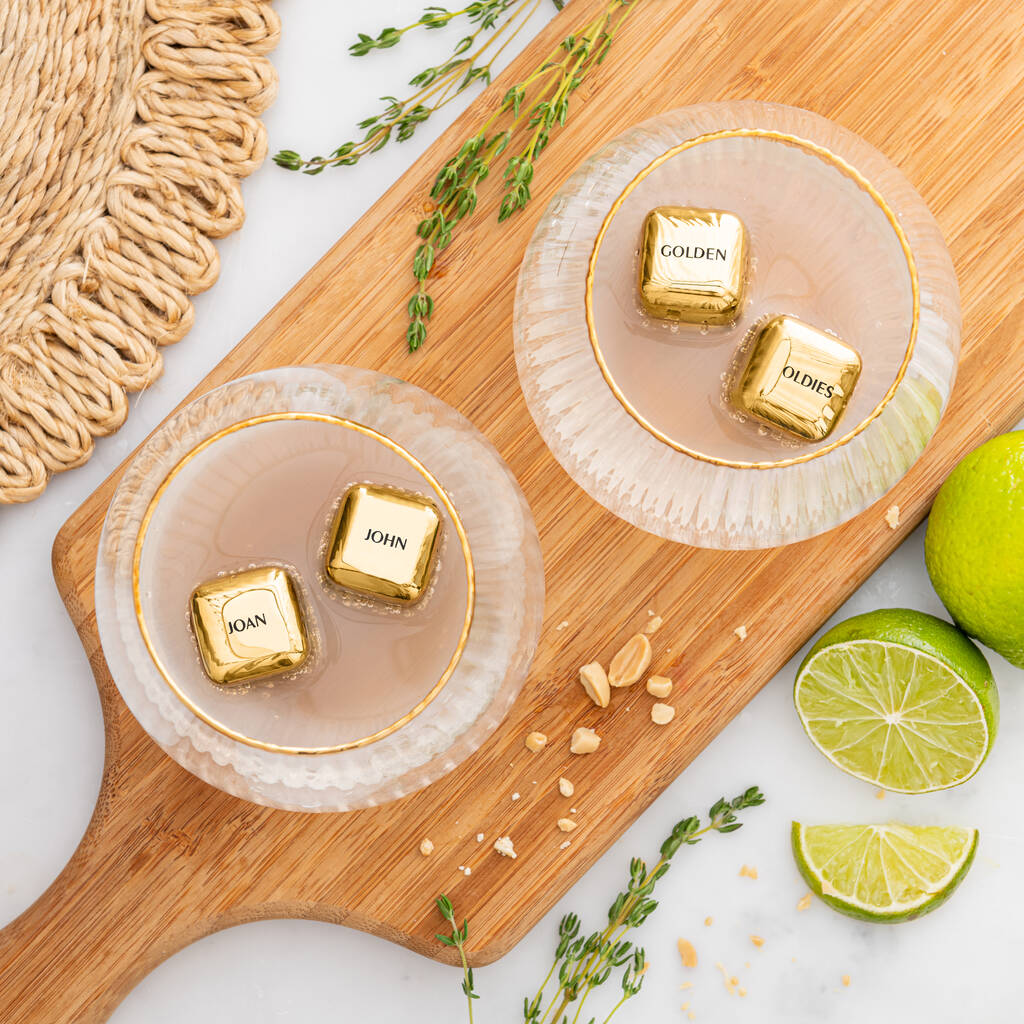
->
(4, 1), (1024, 1019)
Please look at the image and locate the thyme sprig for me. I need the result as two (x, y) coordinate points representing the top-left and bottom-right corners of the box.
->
(407, 0), (638, 350)
(274, 1), (559, 175)
(435, 786), (765, 1024)
(436, 894), (480, 1023)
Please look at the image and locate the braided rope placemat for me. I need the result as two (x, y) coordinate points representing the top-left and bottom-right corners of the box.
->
(0, 0), (279, 503)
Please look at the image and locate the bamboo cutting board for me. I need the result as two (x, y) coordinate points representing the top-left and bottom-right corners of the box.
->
(4, 1), (1024, 1019)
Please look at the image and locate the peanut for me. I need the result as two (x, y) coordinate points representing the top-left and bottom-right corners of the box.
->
(525, 730), (548, 752)
(608, 633), (652, 687)
(646, 675), (673, 698)
(651, 702), (675, 725)
(570, 726), (601, 754)
(578, 662), (610, 707)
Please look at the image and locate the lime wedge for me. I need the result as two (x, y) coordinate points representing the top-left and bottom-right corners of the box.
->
(792, 821), (978, 922)
(794, 609), (997, 793)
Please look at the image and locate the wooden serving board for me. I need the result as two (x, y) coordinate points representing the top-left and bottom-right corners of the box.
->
(4, 1), (1024, 1019)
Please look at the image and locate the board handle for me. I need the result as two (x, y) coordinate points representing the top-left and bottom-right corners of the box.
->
(0, 741), (256, 1023)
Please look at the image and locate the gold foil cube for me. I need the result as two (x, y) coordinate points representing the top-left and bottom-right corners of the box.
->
(190, 567), (308, 685)
(327, 484), (441, 603)
(639, 206), (749, 324)
(734, 315), (862, 441)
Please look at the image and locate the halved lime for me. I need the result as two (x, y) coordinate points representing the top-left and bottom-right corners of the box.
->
(792, 821), (978, 922)
(794, 609), (997, 793)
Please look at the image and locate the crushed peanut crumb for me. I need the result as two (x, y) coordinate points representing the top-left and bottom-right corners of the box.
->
(525, 731), (548, 753)
(797, 893), (812, 911)
(704, 916), (713, 926)
(511, 792), (520, 801)
(734, 624), (748, 641)
(646, 675), (673, 698)
(557, 818), (578, 833)
(463, 866), (472, 876)
(608, 633), (652, 687)
(677, 938), (698, 968)
(559, 840), (571, 850)
(739, 864), (758, 879)
(875, 789), (886, 799)
(570, 726), (601, 754)
(555, 620), (570, 631)
(885, 504), (900, 529)
(558, 777), (574, 797)
(476, 833), (484, 843)
(651, 702), (675, 725)
(738, 987), (747, 998)
(493, 836), (517, 859)
(681, 1002), (689, 1012)
(750, 935), (764, 948)
(578, 662), (611, 707)
(679, 981), (693, 990)
(715, 962), (738, 996)
(688, 1013), (696, 1021)
(419, 838), (434, 856)
(643, 615), (663, 635)
(842, 974), (851, 987)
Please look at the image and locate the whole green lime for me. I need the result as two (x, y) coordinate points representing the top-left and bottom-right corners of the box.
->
(926, 431), (1024, 667)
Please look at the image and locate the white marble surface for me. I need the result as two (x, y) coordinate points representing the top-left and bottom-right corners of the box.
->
(2, 3), (1022, 1021)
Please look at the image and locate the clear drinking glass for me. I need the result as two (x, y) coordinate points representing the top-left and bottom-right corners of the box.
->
(95, 366), (544, 811)
(515, 102), (960, 548)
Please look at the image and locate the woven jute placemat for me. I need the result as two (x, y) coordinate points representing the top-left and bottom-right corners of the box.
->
(0, 0), (279, 503)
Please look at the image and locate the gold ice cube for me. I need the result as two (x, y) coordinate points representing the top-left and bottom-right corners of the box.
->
(326, 484), (441, 603)
(733, 315), (861, 442)
(639, 206), (749, 324)
(190, 566), (308, 685)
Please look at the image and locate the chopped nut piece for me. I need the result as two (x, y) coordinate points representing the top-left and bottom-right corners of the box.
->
(578, 662), (611, 707)
(557, 818), (578, 833)
(885, 504), (900, 529)
(643, 615), (663, 635)
(476, 833), (484, 842)
(646, 675), (673, 698)
(570, 726), (601, 754)
(555, 619), (570, 631)
(704, 916), (713, 926)
(463, 866), (472, 876)
(609, 633), (652, 686)
(677, 938), (698, 968)
(419, 838), (434, 856)
(558, 777), (575, 797)
(750, 935), (764, 948)
(875, 789), (886, 800)
(797, 893), (812, 911)
(559, 840), (571, 850)
(734, 624), (748, 641)
(493, 836), (517, 859)
(651, 702), (675, 725)
(738, 987), (747, 998)
(525, 731), (548, 752)
(739, 864), (758, 879)
(688, 1013), (696, 1021)
(511, 792), (520, 801)
(681, 1003), (689, 1012)
(842, 974), (851, 987)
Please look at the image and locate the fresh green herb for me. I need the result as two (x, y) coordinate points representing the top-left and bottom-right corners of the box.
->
(274, 0), (640, 352)
(436, 894), (480, 1023)
(407, 0), (637, 351)
(435, 785), (765, 1023)
(274, 1), (560, 176)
